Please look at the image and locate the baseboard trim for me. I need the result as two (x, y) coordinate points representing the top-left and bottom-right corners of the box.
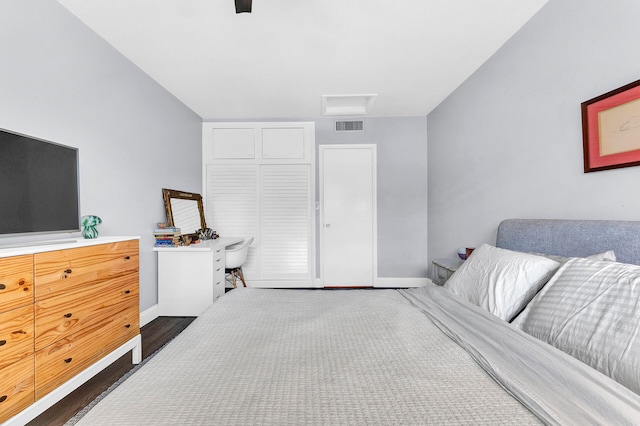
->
(313, 277), (431, 288)
(375, 277), (430, 288)
(140, 304), (159, 327)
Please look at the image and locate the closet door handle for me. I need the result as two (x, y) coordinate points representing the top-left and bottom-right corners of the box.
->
(64, 357), (73, 363)
(64, 313), (73, 318)
(124, 290), (131, 294)
(64, 269), (72, 274)
(0, 284), (5, 290)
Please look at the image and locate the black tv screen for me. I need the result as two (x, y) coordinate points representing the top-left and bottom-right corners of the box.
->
(0, 129), (80, 236)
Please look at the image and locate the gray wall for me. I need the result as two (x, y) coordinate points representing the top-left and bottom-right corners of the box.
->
(315, 117), (428, 278)
(427, 0), (640, 265)
(0, 0), (202, 310)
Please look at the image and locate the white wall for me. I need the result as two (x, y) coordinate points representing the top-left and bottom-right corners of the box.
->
(0, 0), (202, 310)
(427, 0), (640, 264)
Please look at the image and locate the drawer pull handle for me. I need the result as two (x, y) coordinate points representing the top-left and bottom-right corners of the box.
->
(125, 324), (131, 328)
(64, 357), (73, 363)
(0, 395), (7, 403)
(124, 255), (131, 260)
(0, 284), (5, 290)
(64, 313), (73, 318)
(0, 340), (6, 346)
(124, 290), (131, 294)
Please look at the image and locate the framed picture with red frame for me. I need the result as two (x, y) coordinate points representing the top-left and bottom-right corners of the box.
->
(581, 79), (640, 173)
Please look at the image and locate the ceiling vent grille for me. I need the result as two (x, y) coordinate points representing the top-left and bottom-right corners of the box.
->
(335, 120), (364, 132)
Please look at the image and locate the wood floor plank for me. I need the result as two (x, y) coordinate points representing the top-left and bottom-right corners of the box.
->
(27, 316), (195, 426)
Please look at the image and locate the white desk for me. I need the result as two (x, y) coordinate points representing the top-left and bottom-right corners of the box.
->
(154, 237), (243, 316)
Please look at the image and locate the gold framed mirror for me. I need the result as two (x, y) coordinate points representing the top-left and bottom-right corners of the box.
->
(162, 188), (207, 242)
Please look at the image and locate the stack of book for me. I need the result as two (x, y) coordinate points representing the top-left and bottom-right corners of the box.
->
(154, 227), (181, 247)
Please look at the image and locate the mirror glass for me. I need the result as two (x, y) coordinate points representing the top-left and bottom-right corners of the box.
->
(162, 188), (207, 240)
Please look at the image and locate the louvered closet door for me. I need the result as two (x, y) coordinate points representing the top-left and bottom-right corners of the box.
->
(206, 164), (312, 283)
(260, 165), (311, 279)
(206, 165), (259, 278)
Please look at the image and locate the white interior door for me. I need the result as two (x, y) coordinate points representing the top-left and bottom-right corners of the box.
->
(320, 145), (377, 287)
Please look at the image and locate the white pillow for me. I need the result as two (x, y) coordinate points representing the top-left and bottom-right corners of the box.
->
(512, 257), (640, 395)
(444, 244), (559, 321)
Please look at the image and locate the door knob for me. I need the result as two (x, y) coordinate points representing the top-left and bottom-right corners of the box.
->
(325, 224), (331, 228)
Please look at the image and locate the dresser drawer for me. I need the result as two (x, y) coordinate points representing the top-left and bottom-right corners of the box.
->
(0, 355), (34, 423)
(35, 240), (139, 300)
(0, 255), (34, 312)
(35, 274), (138, 351)
(0, 305), (34, 370)
(35, 304), (139, 398)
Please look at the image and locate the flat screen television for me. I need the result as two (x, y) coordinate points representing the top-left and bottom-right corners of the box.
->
(0, 128), (80, 237)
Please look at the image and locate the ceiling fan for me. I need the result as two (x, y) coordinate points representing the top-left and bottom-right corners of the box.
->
(235, 0), (252, 13)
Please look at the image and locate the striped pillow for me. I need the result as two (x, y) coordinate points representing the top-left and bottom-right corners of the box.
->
(513, 258), (640, 394)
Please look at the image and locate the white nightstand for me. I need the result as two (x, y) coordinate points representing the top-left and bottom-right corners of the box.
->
(431, 258), (463, 286)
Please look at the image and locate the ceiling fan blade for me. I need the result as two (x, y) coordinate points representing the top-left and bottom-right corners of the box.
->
(235, 0), (252, 13)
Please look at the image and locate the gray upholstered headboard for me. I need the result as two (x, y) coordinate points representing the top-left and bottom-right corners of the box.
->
(496, 219), (640, 266)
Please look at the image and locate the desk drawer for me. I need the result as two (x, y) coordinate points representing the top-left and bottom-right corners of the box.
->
(35, 240), (139, 300)
(214, 247), (225, 299)
(0, 255), (33, 312)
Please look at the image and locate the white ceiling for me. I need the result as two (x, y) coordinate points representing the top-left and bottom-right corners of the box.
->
(57, 0), (548, 120)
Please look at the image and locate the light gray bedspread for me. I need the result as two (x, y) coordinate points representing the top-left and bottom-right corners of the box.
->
(74, 287), (640, 425)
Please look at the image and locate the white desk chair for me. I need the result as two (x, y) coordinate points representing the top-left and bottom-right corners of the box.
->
(225, 237), (253, 288)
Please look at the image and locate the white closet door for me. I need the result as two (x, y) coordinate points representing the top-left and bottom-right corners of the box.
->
(260, 164), (311, 278)
(206, 164), (259, 278)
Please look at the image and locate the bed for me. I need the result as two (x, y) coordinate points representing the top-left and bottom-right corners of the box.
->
(73, 219), (640, 425)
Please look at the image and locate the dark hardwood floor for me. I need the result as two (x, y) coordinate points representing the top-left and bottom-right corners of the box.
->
(27, 316), (196, 426)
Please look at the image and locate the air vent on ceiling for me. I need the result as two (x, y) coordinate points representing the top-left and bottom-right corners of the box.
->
(335, 120), (364, 132)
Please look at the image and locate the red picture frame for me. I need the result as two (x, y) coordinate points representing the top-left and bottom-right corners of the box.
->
(581, 79), (640, 173)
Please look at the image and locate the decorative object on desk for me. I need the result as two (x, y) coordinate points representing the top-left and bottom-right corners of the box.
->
(197, 228), (219, 240)
(162, 188), (207, 244)
(154, 227), (181, 247)
(81, 215), (102, 239)
(582, 78), (640, 173)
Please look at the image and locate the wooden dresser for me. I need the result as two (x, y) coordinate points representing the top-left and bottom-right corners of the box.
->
(0, 237), (141, 425)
